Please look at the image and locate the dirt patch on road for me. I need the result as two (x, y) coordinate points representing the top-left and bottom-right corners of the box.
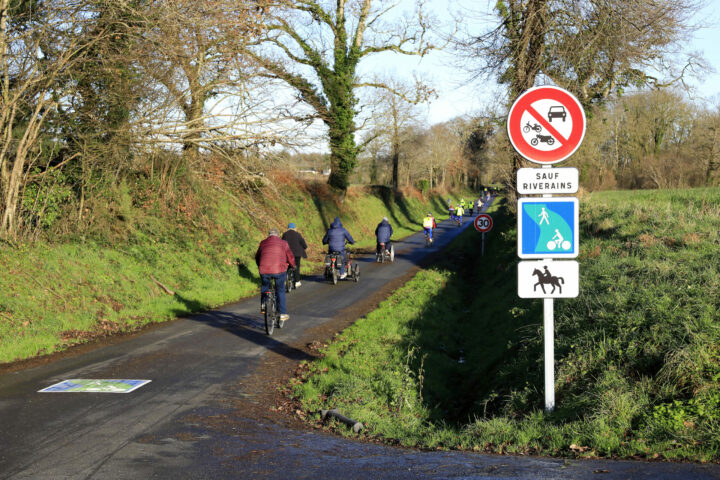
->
(221, 264), (423, 432)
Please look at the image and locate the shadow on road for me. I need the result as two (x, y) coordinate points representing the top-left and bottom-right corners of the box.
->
(188, 309), (315, 362)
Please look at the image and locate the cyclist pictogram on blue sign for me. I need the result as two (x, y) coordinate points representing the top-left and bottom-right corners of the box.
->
(518, 197), (579, 259)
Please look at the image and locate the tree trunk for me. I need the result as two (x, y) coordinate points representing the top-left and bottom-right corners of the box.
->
(391, 149), (399, 191)
(706, 126), (720, 185)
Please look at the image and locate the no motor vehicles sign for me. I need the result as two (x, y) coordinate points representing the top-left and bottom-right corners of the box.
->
(507, 86), (586, 164)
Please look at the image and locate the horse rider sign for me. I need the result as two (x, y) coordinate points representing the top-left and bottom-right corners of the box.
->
(518, 260), (579, 298)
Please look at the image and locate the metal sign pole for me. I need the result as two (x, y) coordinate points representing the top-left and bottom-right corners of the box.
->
(542, 165), (555, 413)
(482, 232), (485, 256)
(544, 297), (555, 412)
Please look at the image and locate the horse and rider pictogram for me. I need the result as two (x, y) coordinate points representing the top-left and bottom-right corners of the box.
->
(532, 265), (564, 294)
(517, 260), (579, 298)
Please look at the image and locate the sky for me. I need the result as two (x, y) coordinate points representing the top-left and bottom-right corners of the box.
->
(360, 0), (720, 125)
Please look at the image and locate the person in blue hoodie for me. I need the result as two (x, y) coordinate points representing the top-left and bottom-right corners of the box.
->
(322, 217), (355, 279)
(374, 217), (393, 254)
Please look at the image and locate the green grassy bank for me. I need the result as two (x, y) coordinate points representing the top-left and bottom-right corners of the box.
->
(290, 188), (720, 462)
(0, 174), (468, 365)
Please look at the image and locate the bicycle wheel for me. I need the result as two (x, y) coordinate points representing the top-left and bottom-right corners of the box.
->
(264, 292), (275, 335)
(332, 268), (338, 285)
(285, 269), (293, 293)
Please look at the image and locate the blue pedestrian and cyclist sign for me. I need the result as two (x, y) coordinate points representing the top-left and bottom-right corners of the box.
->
(517, 197), (579, 259)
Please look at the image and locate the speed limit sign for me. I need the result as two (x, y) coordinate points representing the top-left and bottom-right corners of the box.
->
(474, 214), (493, 233)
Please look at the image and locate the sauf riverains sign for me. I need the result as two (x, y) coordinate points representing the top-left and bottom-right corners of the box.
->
(507, 85), (585, 412)
(517, 167), (578, 195)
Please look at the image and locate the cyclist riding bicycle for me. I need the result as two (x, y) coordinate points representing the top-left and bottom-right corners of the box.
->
(255, 228), (295, 323)
(322, 217), (355, 279)
(375, 216), (393, 255)
(423, 212), (437, 244)
(282, 222), (308, 288)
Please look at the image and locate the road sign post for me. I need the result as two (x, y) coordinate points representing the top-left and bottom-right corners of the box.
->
(544, 298), (554, 411)
(509, 86), (585, 413)
(474, 214), (493, 256)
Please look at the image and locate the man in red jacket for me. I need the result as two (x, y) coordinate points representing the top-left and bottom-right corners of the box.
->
(255, 228), (295, 323)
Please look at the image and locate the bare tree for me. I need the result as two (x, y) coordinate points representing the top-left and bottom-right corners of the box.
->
(247, 0), (436, 193)
(455, 0), (704, 195)
(362, 77), (432, 190)
(0, 0), (115, 238)
(131, 0), (269, 157)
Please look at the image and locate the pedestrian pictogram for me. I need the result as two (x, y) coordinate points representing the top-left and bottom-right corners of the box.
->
(507, 86), (586, 164)
(518, 260), (579, 298)
(518, 197), (578, 259)
(474, 214), (493, 233)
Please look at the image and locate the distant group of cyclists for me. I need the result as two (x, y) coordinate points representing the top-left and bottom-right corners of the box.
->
(254, 189), (494, 329)
(448, 189), (492, 224)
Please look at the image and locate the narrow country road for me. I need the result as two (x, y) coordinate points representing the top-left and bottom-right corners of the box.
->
(1, 199), (719, 479)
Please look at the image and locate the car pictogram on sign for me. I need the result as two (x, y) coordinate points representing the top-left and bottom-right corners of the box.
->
(507, 86), (586, 164)
(547, 105), (566, 122)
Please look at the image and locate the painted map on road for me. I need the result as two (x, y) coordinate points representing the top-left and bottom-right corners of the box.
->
(39, 379), (151, 393)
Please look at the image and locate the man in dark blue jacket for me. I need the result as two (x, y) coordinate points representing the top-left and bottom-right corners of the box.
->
(322, 217), (355, 279)
(375, 217), (393, 254)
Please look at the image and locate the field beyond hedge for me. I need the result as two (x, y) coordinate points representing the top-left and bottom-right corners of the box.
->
(290, 188), (720, 462)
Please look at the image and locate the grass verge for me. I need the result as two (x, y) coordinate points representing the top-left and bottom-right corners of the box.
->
(289, 188), (720, 462)
(0, 175), (473, 365)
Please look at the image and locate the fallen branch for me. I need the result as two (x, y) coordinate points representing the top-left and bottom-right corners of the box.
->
(320, 409), (363, 433)
(150, 275), (175, 295)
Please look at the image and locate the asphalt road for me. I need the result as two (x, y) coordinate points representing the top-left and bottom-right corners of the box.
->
(1, 201), (719, 480)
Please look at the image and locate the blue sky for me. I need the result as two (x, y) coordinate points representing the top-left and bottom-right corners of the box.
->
(360, 0), (720, 125)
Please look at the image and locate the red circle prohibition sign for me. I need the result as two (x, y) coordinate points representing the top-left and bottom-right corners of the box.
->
(474, 214), (493, 233)
(507, 86), (586, 164)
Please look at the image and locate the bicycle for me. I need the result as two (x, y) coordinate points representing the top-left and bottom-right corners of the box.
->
(424, 231), (433, 247)
(376, 242), (394, 263)
(285, 266), (295, 293)
(262, 279), (281, 335)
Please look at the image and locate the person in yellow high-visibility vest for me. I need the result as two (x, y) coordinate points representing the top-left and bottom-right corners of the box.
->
(422, 212), (437, 243)
(455, 204), (464, 225)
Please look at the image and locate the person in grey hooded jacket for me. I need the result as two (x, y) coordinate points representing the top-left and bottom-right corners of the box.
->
(322, 217), (355, 277)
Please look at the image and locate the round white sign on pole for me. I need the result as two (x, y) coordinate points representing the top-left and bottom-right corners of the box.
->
(507, 86), (586, 164)
(474, 214), (493, 233)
